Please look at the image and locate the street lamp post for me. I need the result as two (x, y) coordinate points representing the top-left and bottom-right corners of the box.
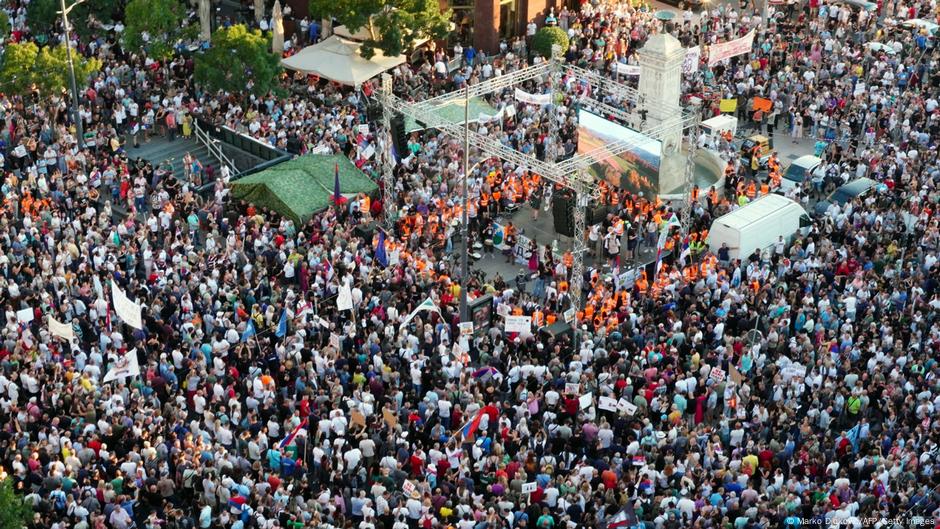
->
(59, 0), (87, 150)
(459, 83), (472, 322)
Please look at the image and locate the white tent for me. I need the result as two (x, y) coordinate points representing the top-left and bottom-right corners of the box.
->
(281, 36), (406, 87)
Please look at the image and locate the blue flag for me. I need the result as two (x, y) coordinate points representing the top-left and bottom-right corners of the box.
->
(375, 230), (388, 268)
(276, 309), (288, 338)
(241, 320), (256, 343)
(846, 423), (861, 453)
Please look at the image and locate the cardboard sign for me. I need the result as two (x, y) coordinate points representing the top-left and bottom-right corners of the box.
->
(565, 383), (580, 395)
(503, 315), (532, 334)
(330, 333), (341, 349)
(729, 364), (744, 385)
(752, 97), (772, 113)
(710, 367), (726, 382)
(358, 124), (370, 135)
(350, 409), (366, 428)
(521, 482), (538, 494)
(458, 322), (474, 337)
(598, 396), (618, 412)
(719, 98), (738, 113)
(496, 303), (511, 317)
(563, 308), (576, 324)
(579, 392), (593, 410)
(16, 308), (34, 324)
(618, 398), (638, 416)
(402, 480), (418, 498)
(382, 408), (398, 428)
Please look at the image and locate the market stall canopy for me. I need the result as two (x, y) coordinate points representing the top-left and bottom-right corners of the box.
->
(281, 36), (406, 86)
(231, 154), (378, 225)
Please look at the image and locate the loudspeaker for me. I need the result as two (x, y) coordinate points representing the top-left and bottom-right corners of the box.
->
(587, 204), (608, 226)
(552, 190), (575, 237)
(390, 114), (408, 156)
(366, 103), (383, 121)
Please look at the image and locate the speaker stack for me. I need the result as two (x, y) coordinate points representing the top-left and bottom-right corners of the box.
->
(389, 113), (408, 156)
(552, 189), (575, 237)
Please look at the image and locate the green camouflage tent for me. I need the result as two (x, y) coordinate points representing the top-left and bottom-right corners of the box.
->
(231, 154), (378, 225)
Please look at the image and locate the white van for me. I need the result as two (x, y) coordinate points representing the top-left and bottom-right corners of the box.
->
(706, 194), (812, 260)
(700, 115), (738, 149)
(780, 155), (823, 191)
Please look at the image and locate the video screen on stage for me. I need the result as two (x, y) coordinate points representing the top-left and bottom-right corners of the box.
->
(577, 109), (661, 196)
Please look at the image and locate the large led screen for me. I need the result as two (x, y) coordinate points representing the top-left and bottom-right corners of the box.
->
(577, 109), (661, 196)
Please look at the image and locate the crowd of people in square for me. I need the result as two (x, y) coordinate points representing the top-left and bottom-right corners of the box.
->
(0, 0), (938, 529)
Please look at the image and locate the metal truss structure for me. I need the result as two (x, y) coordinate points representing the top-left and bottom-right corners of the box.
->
(377, 58), (699, 323)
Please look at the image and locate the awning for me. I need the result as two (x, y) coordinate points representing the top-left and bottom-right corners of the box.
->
(281, 36), (406, 87)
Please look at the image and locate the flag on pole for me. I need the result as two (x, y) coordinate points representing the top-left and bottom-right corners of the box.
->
(458, 410), (485, 441)
(606, 503), (638, 529)
(678, 236), (692, 268)
(655, 214), (682, 277)
(400, 297), (441, 328)
(241, 320), (257, 343)
(279, 418), (308, 449)
(331, 162), (348, 206)
(375, 230), (388, 268)
(275, 309), (288, 337)
(323, 258), (334, 282)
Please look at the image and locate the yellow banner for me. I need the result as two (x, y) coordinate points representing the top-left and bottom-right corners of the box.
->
(719, 99), (738, 113)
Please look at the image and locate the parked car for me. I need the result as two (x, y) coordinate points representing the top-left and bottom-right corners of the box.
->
(813, 177), (878, 216)
(740, 134), (772, 170)
(780, 155), (824, 191)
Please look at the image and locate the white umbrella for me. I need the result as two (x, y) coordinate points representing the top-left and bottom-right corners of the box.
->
(272, 0), (284, 54)
(281, 36), (407, 87)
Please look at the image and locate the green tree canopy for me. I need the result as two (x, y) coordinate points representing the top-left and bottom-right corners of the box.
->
(309, 0), (451, 59)
(0, 11), (11, 40)
(0, 42), (102, 98)
(123, 0), (193, 60)
(194, 25), (283, 97)
(26, 0), (120, 40)
(532, 26), (569, 58)
(0, 478), (31, 529)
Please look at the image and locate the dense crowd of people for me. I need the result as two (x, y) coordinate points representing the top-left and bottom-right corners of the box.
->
(0, 1), (939, 529)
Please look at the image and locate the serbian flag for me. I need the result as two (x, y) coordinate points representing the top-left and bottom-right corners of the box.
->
(606, 503), (638, 529)
(279, 418), (308, 449)
(375, 230), (388, 268)
(471, 366), (499, 380)
(678, 236), (692, 268)
(458, 410), (485, 441)
(331, 162), (347, 205)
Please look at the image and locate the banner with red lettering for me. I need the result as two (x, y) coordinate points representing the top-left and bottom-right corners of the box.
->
(708, 30), (755, 65)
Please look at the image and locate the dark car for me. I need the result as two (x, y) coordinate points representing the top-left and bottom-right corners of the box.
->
(814, 177), (877, 216)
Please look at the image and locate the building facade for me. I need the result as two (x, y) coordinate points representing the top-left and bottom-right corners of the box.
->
(284, 0), (568, 55)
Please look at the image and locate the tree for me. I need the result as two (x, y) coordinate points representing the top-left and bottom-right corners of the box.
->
(0, 11), (10, 41)
(194, 25), (283, 97)
(27, 0), (124, 41)
(0, 42), (102, 98)
(0, 42), (41, 96)
(309, 0), (451, 59)
(123, 0), (194, 60)
(532, 26), (569, 58)
(26, 0), (58, 36)
(0, 478), (31, 529)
